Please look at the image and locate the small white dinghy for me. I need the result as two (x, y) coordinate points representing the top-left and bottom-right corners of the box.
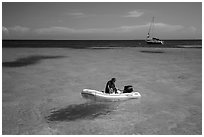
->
(81, 89), (141, 101)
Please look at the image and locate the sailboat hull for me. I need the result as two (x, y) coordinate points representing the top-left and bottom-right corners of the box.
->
(146, 40), (164, 45)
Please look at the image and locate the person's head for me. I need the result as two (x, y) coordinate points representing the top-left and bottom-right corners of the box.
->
(111, 78), (116, 83)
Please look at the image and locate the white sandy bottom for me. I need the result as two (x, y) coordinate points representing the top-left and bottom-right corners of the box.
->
(2, 47), (202, 134)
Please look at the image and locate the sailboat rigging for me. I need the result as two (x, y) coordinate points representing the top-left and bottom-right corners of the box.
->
(146, 17), (164, 45)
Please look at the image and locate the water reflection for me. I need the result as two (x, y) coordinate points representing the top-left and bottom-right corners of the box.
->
(140, 50), (165, 53)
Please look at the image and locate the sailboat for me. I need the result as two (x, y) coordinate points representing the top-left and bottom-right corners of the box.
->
(146, 17), (164, 45)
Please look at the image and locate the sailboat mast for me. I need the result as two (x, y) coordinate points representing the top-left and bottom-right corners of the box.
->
(147, 16), (154, 39)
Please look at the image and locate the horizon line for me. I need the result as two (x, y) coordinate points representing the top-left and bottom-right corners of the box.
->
(2, 39), (202, 41)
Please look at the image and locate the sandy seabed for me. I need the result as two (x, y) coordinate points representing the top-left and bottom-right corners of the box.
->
(2, 47), (202, 135)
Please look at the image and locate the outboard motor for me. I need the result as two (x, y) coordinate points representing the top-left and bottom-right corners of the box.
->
(123, 85), (133, 93)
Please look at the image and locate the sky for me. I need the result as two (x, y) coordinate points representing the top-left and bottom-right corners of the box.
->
(2, 2), (202, 40)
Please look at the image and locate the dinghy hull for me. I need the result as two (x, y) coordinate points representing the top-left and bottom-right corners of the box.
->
(81, 89), (141, 101)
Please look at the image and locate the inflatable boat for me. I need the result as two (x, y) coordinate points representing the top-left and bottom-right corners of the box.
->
(81, 89), (141, 101)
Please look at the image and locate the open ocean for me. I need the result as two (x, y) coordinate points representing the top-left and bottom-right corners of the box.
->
(2, 40), (202, 48)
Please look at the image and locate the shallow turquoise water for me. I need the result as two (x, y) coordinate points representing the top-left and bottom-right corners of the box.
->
(2, 47), (202, 134)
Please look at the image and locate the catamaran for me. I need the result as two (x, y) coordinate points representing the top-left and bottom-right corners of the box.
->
(146, 17), (164, 45)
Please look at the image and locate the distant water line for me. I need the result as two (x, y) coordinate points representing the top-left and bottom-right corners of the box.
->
(2, 40), (202, 48)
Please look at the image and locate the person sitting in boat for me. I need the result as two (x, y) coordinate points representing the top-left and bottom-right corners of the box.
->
(105, 78), (117, 94)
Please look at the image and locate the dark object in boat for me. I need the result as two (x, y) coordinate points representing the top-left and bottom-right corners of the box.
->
(123, 85), (133, 93)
